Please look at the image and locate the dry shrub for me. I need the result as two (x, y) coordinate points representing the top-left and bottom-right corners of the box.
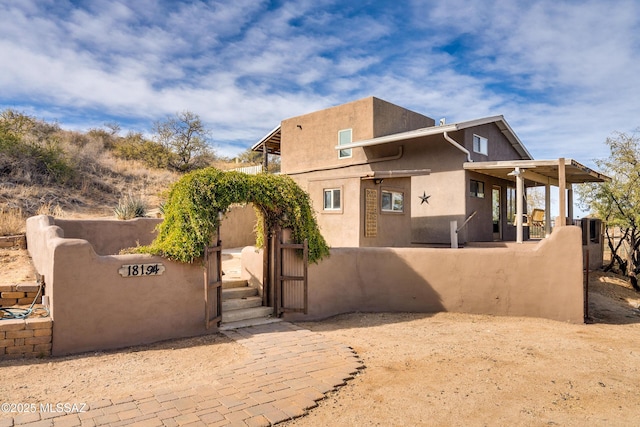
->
(37, 202), (66, 218)
(0, 208), (25, 236)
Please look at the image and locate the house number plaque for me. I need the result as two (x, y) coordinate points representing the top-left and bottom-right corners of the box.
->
(118, 263), (165, 277)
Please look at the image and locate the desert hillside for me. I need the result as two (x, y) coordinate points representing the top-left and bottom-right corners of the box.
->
(0, 110), (256, 234)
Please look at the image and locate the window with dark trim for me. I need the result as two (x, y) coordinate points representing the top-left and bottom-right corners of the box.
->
(470, 180), (485, 198)
(381, 190), (404, 212)
(473, 134), (488, 155)
(506, 186), (516, 222)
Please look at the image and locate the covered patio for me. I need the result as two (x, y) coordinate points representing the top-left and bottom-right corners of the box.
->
(464, 158), (610, 243)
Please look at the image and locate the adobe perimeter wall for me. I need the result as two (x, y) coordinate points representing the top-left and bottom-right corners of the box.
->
(26, 215), (213, 356)
(244, 226), (584, 323)
(53, 204), (257, 254)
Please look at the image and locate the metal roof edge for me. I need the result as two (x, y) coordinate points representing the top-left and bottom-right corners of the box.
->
(251, 125), (281, 151)
(335, 115), (531, 160)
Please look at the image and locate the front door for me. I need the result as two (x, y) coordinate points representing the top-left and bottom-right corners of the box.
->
(492, 186), (502, 241)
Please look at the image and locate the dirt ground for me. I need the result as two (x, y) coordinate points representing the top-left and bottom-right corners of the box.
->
(2, 247), (640, 425)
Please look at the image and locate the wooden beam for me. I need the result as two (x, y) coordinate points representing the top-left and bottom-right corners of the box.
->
(558, 158), (566, 226)
(516, 167), (524, 243)
(521, 169), (559, 186)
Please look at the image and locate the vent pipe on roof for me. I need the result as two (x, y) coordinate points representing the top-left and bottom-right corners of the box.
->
(443, 131), (472, 162)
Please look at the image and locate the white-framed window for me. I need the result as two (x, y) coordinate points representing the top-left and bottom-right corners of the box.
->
(381, 190), (404, 212)
(473, 134), (488, 155)
(338, 129), (352, 159)
(470, 179), (485, 198)
(323, 188), (341, 210)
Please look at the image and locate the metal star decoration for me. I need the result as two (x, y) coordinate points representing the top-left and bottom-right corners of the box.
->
(419, 191), (431, 204)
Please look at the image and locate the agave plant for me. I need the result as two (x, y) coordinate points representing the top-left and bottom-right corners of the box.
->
(114, 194), (147, 220)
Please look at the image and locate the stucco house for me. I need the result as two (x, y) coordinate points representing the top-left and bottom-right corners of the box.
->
(253, 96), (607, 250)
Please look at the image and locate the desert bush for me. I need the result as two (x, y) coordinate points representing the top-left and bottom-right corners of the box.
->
(0, 109), (59, 140)
(0, 110), (75, 184)
(87, 128), (117, 149)
(114, 194), (147, 220)
(0, 208), (25, 236)
(112, 132), (173, 169)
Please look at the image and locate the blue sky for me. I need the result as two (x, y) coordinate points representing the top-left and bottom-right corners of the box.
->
(1, 0), (639, 163)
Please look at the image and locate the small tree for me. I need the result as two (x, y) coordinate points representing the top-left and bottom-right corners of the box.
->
(578, 130), (640, 291)
(152, 111), (213, 171)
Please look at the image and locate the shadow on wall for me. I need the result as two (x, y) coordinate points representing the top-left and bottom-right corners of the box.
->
(299, 248), (446, 322)
(243, 226), (585, 325)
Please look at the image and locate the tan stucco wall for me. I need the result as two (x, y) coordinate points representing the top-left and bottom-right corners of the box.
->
(240, 226), (584, 323)
(360, 177), (412, 247)
(281, 97), (374, 174)
(54, 205), (256, 253)
(306, 176), (362, 247)
(219, 204), (257, 249)
(281, 97), (434, 175)
(372, 97), (435, 137)
(26, 216), (213, 356)
(241, 246), (264, 292)
(54, 218), (161, 255)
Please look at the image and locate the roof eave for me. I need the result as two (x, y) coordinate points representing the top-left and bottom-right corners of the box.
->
(251, 125), (281, 153)
(335, 115), (532, 160)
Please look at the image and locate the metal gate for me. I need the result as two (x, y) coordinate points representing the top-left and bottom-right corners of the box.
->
(203, 228), (222, 329)
(274, 229), (308, 316)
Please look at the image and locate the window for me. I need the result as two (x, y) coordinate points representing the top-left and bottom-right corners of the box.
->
(381, 190), (404, 212)
(470, 180), (485, 198)
(473, 134), (488, 155)
(338, 129), (352, 159)
(323, 188), (341, 210)
(506, 186), (516, 223)
(589, 219), (601, 243)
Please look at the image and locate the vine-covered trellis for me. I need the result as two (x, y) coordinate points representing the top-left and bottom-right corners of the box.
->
(134, 168), (329, 264)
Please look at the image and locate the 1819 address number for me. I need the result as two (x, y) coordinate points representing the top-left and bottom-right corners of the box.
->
(118, 263), (165, 277)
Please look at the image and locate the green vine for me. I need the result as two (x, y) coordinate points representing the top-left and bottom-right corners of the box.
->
(134, 168), (329, 264)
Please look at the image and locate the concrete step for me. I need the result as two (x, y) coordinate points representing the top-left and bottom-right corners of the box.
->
(219, 317), (283, 331)
(222, 279), (248, 289)
(222, 286), (258, 300)
(222, 295), (262, 311)
(222, 306), (274, 323)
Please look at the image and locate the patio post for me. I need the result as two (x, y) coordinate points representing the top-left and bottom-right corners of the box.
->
(516, 167), (524, 243)
(544, 183), (551, 236)
(558, 158), (566, 226)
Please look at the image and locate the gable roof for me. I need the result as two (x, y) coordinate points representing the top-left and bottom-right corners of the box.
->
(335, 116), (533, 160)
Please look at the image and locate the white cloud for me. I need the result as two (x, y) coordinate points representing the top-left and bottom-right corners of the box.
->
(0, 0), (638, 161)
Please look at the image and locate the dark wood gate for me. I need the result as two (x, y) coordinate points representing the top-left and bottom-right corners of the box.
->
(203, 227), (222, 329)
(273, 229), (308, 316)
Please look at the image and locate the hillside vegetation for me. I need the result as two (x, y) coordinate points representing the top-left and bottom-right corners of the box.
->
(0, 109), (256, 235)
